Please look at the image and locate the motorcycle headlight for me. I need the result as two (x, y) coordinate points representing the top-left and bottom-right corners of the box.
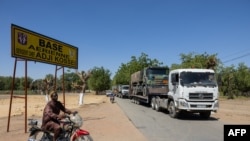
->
(70, 114), (83, 127)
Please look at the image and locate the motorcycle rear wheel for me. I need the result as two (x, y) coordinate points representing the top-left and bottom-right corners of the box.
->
(74, 135), (93, 141)
(110, 96), (115, 103)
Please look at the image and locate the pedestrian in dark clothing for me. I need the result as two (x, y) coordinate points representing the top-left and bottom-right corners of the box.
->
(41, 91), (73, 141)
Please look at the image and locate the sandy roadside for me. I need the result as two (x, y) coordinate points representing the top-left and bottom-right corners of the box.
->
(0, 93), (148, 141)
(0, 93), (250, 141)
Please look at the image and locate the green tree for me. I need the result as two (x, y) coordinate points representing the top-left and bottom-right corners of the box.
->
(88, 67), (111, 94)
(235, 63), (250, 96)
(18, 76), (33, 90)
(0, 77), (5, 90)
(60, 72), (80, 92)
(113, 52), (164, 85)
(0, 76), (31, 91)
(0, 76), (14, 90)
(219, 66), (237, 99)
(173, 52), (219, 70)
(30, 79), (43, 93)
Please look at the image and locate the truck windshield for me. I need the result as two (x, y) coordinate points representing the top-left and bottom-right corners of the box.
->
(122, 86), (129, 90)
(180, 72), (217, 87)
(147, 68), (168, 75)
(146, 68), (168, 81)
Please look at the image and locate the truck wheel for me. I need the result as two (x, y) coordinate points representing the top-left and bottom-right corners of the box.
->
(168, 101), (178, 118)
(135, 99), (140, 105)
(155, 101), (161, 112)
(199, 111), (211, 119)
(143, 87), (147, 96)
(151, 98), (156, 110)
(131, 98), (135, 103)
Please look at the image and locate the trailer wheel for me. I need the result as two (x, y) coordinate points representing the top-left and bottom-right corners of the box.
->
(168, 101), (178, 118)
(151, 98), (156, 110)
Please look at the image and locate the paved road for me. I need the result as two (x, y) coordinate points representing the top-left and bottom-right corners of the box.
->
(116, 97), (224, 141)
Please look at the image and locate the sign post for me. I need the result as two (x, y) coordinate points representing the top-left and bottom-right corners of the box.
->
(7, 24), (78, 133)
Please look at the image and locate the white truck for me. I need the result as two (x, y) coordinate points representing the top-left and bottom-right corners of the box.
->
(113, 84), (130, 98)
(152, 68), (219, 118)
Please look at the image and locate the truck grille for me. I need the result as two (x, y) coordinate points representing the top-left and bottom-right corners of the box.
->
(154, 79), (168, 85)
(189, 93), (213, 100)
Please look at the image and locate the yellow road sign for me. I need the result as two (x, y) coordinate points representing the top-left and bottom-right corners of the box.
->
(11, 24), (78, 69)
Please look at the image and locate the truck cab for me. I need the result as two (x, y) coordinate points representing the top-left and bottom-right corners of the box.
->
(119, 85), (129, 98)
(113, 84), (130, 98)
(167, 69), (219, 118)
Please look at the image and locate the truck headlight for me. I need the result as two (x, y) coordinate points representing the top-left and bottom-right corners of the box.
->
(179, 100), (188, 108)
(214, 100), (219, 108)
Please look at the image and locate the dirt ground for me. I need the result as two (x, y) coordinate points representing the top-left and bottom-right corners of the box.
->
(0, 93), (250, 141)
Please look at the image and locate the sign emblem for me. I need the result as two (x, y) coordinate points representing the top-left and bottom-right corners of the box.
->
(18, 32), (27, 45)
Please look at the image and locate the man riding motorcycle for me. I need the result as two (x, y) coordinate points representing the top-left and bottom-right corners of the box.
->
(110, 88), (118, 103)
(41, 91), (76, 141)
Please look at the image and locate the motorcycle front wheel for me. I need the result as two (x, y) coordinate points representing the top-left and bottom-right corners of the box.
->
(28, 131), (52, 141)
(74, 135), (93, 141)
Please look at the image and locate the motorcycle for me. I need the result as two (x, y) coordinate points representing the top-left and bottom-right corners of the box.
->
(109, 93), (115, 103)
(27, 112), (93, 141)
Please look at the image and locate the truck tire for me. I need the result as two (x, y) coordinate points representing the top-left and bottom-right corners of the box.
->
(155, 101), (161, 112)
(131, 98), (135, 103)
(199, 111), (211, 119)
(135, 99), (140, 105)
(168, 101), (178, 118)
(151, 98), (156, 110)
(143, 87), (147, 96)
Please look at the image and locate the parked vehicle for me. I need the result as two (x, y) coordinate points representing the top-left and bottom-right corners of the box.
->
(130, 67), (219, 119)
(105, 90), (112, 97)
(27, 112), (93, 141)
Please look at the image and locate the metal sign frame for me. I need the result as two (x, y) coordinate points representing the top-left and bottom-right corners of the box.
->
(7, 24), (78, 133)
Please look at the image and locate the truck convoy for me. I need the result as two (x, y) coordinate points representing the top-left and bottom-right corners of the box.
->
(112, 84), (130, 98)
(129, 67), (219, 119)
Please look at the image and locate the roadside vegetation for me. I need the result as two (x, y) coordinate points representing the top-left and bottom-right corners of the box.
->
(0, 52), (249, 99)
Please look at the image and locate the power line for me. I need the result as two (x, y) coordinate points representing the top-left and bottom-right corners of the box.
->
(221, 48), (249, 59)
(223, 52), (250, 64)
